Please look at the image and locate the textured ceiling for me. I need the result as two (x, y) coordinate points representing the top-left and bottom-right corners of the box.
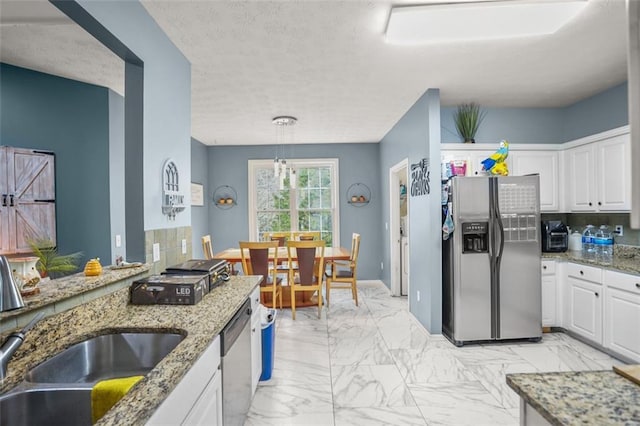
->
(0, 0), (629, 146)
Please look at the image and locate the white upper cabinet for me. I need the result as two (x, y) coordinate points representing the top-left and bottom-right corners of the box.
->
(566, 132), (631, 212)
(596, 135), (631, 210)
(511, 151), (559, 211)
(566, 144), (596, 211)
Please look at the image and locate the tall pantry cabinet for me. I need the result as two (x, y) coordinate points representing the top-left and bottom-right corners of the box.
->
(0, 147), (56, 254)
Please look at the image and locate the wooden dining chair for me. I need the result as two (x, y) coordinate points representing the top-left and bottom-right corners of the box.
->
(239, 241), (283, 309)
(286, 240), (325, 320)
(201, 235), (214, 259)
(325, 233), (361, 306)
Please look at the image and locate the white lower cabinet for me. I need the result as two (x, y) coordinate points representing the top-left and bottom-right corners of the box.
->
(147, 335), (222, 426)
(541, 260), (557, 326)
(250, 286), (262, 395)
(566, 263), (603, 344)
(604, 270), (640, 362)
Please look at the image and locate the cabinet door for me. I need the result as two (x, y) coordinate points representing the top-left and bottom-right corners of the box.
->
(251, 315), (262, 395)
(568, 277), (602, 344)
(566, 144), (596, 211)
(511, 151), (559, 211)
(4, 148), (56, 254)
(182, 369), (223, 426)
(596, 134), (631, 211)
(541, 274), (556, 327)
(604, 287), (640, 362)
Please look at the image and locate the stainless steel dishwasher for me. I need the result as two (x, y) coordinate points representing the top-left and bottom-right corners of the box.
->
(221, 298), (252, 426)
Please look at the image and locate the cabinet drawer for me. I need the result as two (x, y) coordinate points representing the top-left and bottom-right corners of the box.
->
(541, 260), (556, 275)
(567, 263), (602, 284)
(605, 269), (640, 294)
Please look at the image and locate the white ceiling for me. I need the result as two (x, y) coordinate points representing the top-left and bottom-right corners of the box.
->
(0, 0), (629, 146)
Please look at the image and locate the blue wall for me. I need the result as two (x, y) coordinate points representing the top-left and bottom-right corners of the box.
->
(441, 82), (628, 144)
(191, 138), (210, 259)
(205, 143), (382, 280)
(67, 1), (192, 233)
(108, 90), (126, 262)
(379, 89), (442, 333)
(563, 82), (629, 141)
(0, 63), (112, 265)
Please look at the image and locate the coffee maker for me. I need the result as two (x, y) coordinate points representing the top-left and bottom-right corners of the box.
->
(541, 221), (569, 252)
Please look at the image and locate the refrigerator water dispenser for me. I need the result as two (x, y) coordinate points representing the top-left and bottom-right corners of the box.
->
(461, 222), (488, 253)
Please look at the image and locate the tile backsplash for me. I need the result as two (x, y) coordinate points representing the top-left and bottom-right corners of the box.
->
(145, 226), (193, 275)
(541, 213), (640, 246)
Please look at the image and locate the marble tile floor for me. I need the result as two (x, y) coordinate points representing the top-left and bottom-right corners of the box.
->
(245, 281), (624, 426)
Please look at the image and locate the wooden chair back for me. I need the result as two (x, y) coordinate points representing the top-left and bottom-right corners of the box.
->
(286, 240), (325, 285)
(350, 233), (361, 269)
(202, 235), (214, 259)
(239, 241), (279, 282)
(292, 231), (321, 241)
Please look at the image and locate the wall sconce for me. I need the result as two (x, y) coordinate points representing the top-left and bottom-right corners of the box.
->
(162, 158), (185, 220)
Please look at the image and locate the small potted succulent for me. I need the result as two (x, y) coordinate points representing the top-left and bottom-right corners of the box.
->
(28, 239), (83, 278)
(454, 103), (486, 143)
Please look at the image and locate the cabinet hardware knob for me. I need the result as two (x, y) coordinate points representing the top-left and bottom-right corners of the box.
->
(595, 292), (599, 297)
(580, 270), (584, 275)
(252, 327), (256, 332)
(543, 266), (547, 270)
(636, 283), (640, 289)
(9, 194), (14, 207)
(588, 202), (592, 206)
(598, 202), (602, 206)
(1, 194), (6, 207)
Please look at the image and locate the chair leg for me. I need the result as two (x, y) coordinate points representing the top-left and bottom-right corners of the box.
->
(290, 285), (296, 320)
(352, 279), (358, 306)
(272, 287), (276, 310)
(278, 287), (283, 310)
(317, 287), (322, 319)
(326, 278), (331, 306)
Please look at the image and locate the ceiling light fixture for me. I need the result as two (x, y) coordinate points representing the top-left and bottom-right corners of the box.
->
(385, 0), (588, 44)
(273, 116), (297, 190)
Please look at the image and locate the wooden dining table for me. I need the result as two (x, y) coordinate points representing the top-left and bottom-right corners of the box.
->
(212, 246), (351, 308)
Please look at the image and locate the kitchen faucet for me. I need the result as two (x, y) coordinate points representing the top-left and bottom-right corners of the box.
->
(0, 255), (25, 312)
(0, 311), (44, 381)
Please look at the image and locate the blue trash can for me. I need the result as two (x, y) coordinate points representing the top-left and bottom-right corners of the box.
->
(260, 308), (277, 381)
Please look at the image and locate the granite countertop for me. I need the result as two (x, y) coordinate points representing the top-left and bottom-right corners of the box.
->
(542, 245), (640, 276)
(1, 275), (261, 425)
(0, 264), (151, 323)
(506, 371), (640, 425)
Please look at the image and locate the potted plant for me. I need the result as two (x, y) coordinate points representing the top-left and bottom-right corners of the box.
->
(454, 103), (486, 143)
(28, 239), (83, 278)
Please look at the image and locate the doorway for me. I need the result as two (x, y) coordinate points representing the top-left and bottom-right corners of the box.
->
(389, 159), (409, 300)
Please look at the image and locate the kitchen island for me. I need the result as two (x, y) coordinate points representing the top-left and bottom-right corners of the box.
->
(507, 370), (640, 425)
(0, 274), (261, 425)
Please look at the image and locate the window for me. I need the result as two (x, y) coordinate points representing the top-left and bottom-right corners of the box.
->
(248, 159), (340, 247)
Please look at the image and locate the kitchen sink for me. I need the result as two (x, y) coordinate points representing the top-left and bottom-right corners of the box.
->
(0, 388), (92, 426)
(26, 332), (185, 384)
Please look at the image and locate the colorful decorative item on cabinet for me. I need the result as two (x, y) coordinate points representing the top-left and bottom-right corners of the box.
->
(84, 258), (103, 276)
(481, 140), (510, 176)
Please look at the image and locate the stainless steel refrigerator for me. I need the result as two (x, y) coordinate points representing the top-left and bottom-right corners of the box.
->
(442, 175), (542, 346)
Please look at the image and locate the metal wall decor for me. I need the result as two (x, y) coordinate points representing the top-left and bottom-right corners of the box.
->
(162, 158), (185, 220)
(410, 158), (430, 197)
(346, 183), (371, 206)
(213, 185), (237, 209)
